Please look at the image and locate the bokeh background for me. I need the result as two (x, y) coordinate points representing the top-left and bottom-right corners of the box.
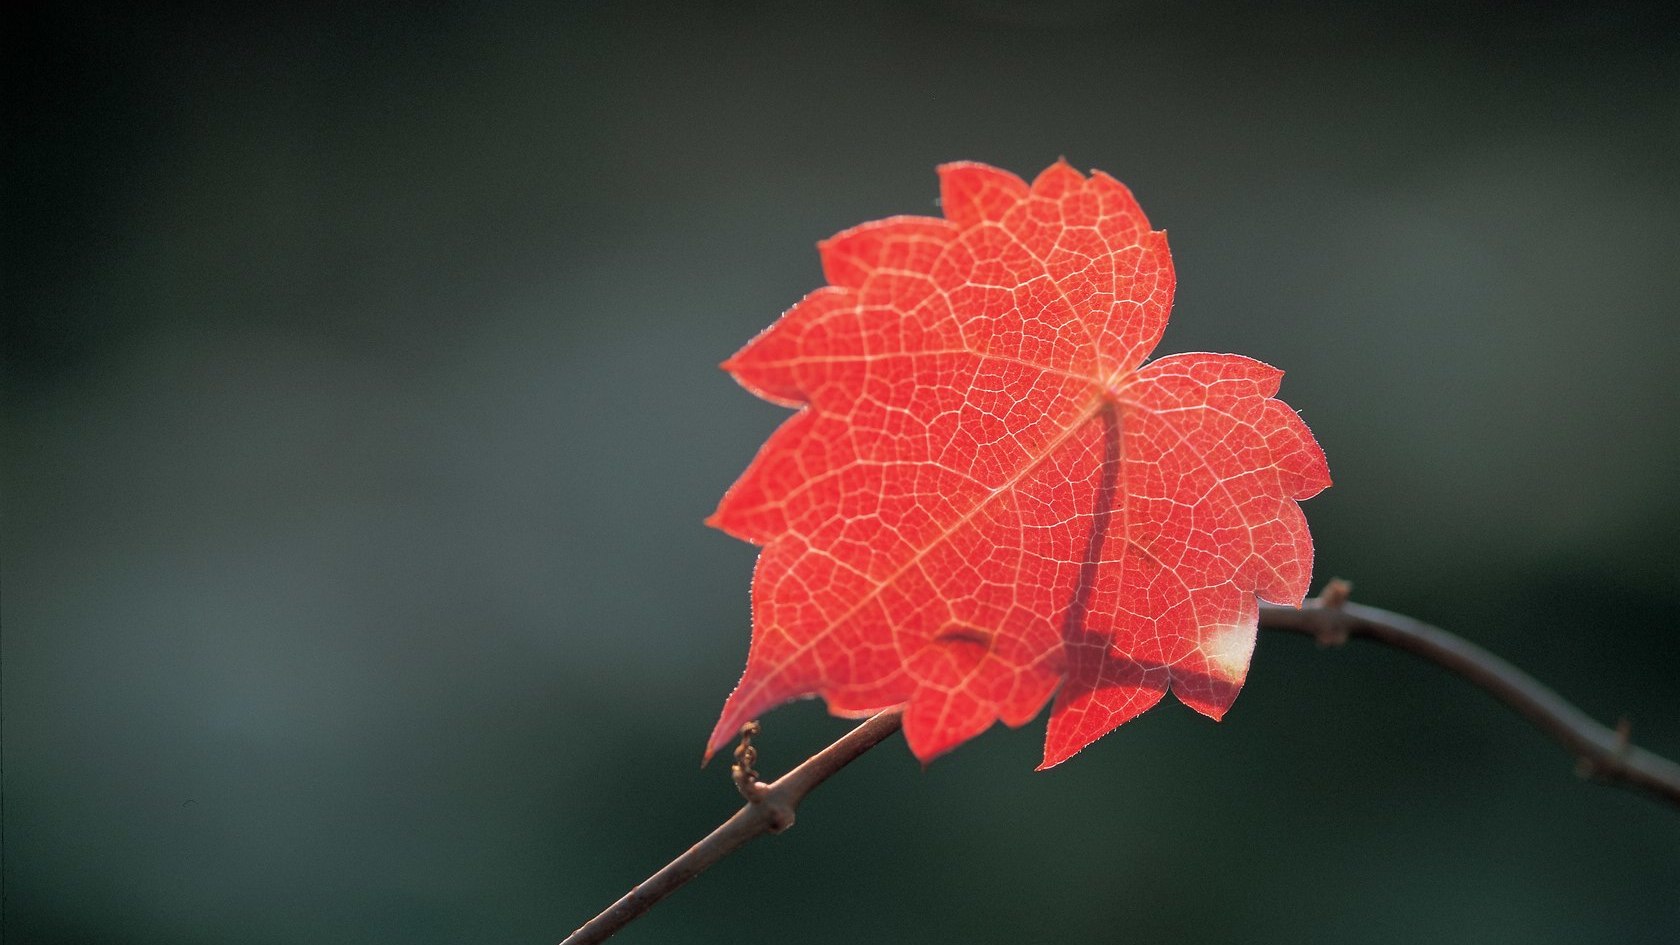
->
(5, 3), (1678, 943)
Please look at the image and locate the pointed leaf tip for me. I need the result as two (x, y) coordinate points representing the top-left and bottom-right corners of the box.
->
(1031, 159), (1085, 198)
(936, 161), (1030, 227)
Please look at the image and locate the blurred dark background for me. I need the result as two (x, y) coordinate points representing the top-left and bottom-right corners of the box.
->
(4, 3), (1677, 943)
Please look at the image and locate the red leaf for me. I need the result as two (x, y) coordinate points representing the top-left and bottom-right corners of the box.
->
(707, 161), (1330, 767)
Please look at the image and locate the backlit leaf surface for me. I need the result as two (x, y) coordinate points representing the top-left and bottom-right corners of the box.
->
(708, 161), (1329, 767)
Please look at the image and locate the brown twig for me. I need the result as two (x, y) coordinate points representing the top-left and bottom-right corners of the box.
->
(1258, 579), (1680, 806)
(560, 585), (1680, 943)
(560, 710), (904, 945)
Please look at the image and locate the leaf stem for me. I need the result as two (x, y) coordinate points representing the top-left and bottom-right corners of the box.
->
(560, 586), (1680, 943)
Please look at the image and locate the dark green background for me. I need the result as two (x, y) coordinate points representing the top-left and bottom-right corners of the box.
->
(5, 3), (1677, 943)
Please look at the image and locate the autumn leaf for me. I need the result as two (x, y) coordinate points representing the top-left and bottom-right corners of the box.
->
(706, 160), (1330, 768)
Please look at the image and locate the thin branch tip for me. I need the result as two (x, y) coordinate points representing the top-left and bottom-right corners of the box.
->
(730, 720), (764, 801)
